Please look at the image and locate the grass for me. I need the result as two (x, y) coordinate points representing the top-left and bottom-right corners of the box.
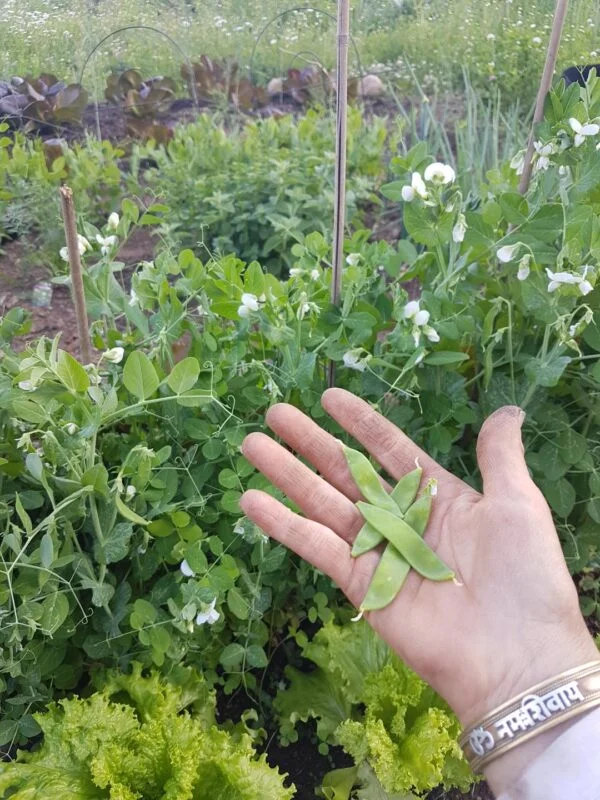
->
(1, 0), (600, 104)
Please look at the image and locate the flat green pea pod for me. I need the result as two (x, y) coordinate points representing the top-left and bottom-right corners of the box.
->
(359, 483), (435, 612)
(350, 466), (423, 558)
(342, 446), (398, 515)
(357, 502), (454, 582)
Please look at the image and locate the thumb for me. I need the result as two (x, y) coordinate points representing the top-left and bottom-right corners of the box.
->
(476, 406), (529, 496)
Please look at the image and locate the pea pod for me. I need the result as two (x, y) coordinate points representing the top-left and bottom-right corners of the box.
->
(357, 502), (454, 582)
(343, 446), (398, 515)
(359, 486), (435, 612)
(351, 466), (424, 557)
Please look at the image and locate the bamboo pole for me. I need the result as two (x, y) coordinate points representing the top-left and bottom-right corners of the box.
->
(327, 0), (350, 389)
(518, 0), (570, 195)
(59, 186), (93, 365)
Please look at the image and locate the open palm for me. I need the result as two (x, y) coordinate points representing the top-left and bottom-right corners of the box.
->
(240, 388), (596, 728)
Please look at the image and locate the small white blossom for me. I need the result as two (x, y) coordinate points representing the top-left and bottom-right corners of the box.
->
(289, 268), (303, 277)
(510, 150), (526, 176)
(103, 346), (124, 364)
(569, 117), (600, 147)
(453, 214), (467, 243)
(59, 233), (92, 259)
(401, 184), (416, 202)
(517, 254), (532, 281)
(18, 380), (36, 392)
(497, 243), (522, 263)
(546, 268), (594, 295)
(196, 598), (220, 626)
(424, 162), (456, 185)
(310, 268), (320, 281)
(96, 234), (118, 256)
(65, 423), (79, 435)
(343, 350), (367, 372)
(533, 141), (554, 171)
(129, 287), (139, 308)
(532, 36), (542, 44)
(180, 559), (195, 577)
(487, 33), (496, 40)
(403, 300), (421, 319)
(107, 212), (120, 231)
(238, 293), (260, 318)
(346, 253), (361, 267)
(414, 309), (431, 327)
(401, 172), (428, 202)
(423, 325), (440, 343)
(126, 485), (137, 500)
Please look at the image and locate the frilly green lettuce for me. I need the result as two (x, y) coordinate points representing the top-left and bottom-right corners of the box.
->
(277, 621), (473, 798)
(0, 663), (294, 800)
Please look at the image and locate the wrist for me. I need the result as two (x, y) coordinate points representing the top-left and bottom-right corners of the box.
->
(460, 633), (599, 794)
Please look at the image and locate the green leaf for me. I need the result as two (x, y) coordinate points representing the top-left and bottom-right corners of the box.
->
(12, 399), (47, 424)
(40, 592), (69, 634)
(220, 490), (242, 514)
(402, 202), (453, 247)
(123, 351), (159, 400)
(423, 351), (469, 366)
(167, 357), (200, 394)
(39, 532), (54, 569)
(525, 355), (572, 388)
(56, 351), (90, 392)
(245, 645), (268, 669)
(220, 643), (245, 670)
(556, 429), (588, 465)
(321, 767), (360, 800)
(26, 452), (44, 481)
(227, 588), (249, 620)
(81, 464), (110, 497)
(115, 494), (149, 526)
(101, 523), (133, 564)
(542, 478), (576, 518)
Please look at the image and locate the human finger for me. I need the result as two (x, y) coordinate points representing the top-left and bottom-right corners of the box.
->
(476, 406), (529, 497)
(241, 432), (364, 542)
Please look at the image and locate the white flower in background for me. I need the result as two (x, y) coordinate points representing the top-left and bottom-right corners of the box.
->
(289, 268), (303, 278)
(310, 268), (320, 281)
(402, 300), (421, 319)
(532, 36), (542, 44)
(238, 293), (260, 318)
(401, 171), (428, 202)
(65, 423), (79, 435)
(533, 141), (554, 171)
(414, 309), (431, 327)
(453, 214), (467, 243)
(107, 212), (120, 231)
(125, 485), (137, 500)
(497, 243), (522, 263)
(424, 162), (456, 185)
(180, 559), (195, 578)
(510, 150), (526, 176)
(18, 380), (36, 392)
(546, 268), (593, 295)
(59, 235), (91, 262)
(103, 346), (124, 364)
(423, 326), (440, 343)
(96, 234), (117, 256)
(487, 33), (496, 40)
(196, 598), (220, 626)
(129, 287), (139, 307)
(346, 253), (361, 267)
(343, 349), (368, 372)
(569, 117), (600, 147)
(517, 254), (532, 281)
(558, 165), (570, 178)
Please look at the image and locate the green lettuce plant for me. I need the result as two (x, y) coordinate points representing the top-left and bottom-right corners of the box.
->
(0, 663), (293, 799)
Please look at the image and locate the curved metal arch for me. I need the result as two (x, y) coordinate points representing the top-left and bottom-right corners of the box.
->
(249, 6), (364, 87)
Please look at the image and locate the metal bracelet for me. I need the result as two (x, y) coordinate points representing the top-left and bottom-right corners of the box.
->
(460, 660), (600, 773)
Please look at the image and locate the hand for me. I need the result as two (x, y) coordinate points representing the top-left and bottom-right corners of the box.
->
(240, 389), (598, 792)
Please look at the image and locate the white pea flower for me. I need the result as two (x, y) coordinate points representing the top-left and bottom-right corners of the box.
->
(103, 346), (124, 364)
(453, 214), (467, 244)
(180, 559), (195, 578)
(487, 33), (496, 40)
(18, 380), (36, 392)
(78, 234), (92, 253)
(423, 325), (440, 343)
(546, 268), (593, 295)
(424, 162), (456, 185)
(497, 243), (522, 263)
(569, 117), (600, 147)
(346, 253), (361, 267)
(238, 292), (260, 318)
(96, 234), (118, 256)
(289, 268), (303, 278)
(532, 36), (542, 44)
(125, 485), (137, 500)
(403, 300), (421, 319)
(533, 141), (554, 171)
(59, 247), (69, 262)
(310, 268), (320, 281)
(65, 423), (79, 435)
(402, 184), (416, 202)
(129, 287), (139, 308)
(343, 349), (367, 372)
(510, 150), (526, 176)
(517, 254), (532, 281)
(414, 309), (431, 327)
(580, 279), (594, 295)
(401, 172), (428, 202)
(196, 598), (220, 626)
(107, 212), (120, 231)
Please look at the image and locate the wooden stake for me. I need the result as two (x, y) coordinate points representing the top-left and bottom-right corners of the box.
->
(327, 0), (351, 389)
(59, 186), (93, 364)
(518, 0), (570, 194)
